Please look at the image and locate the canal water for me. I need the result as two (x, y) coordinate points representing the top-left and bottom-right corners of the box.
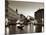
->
(5, 23), (43, 35)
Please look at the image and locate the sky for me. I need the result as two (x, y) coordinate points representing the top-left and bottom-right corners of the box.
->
(8, 1), (44, 17)
(8, 0), (44, 3)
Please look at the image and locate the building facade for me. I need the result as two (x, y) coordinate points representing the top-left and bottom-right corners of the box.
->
(35, 9), (44, 32)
